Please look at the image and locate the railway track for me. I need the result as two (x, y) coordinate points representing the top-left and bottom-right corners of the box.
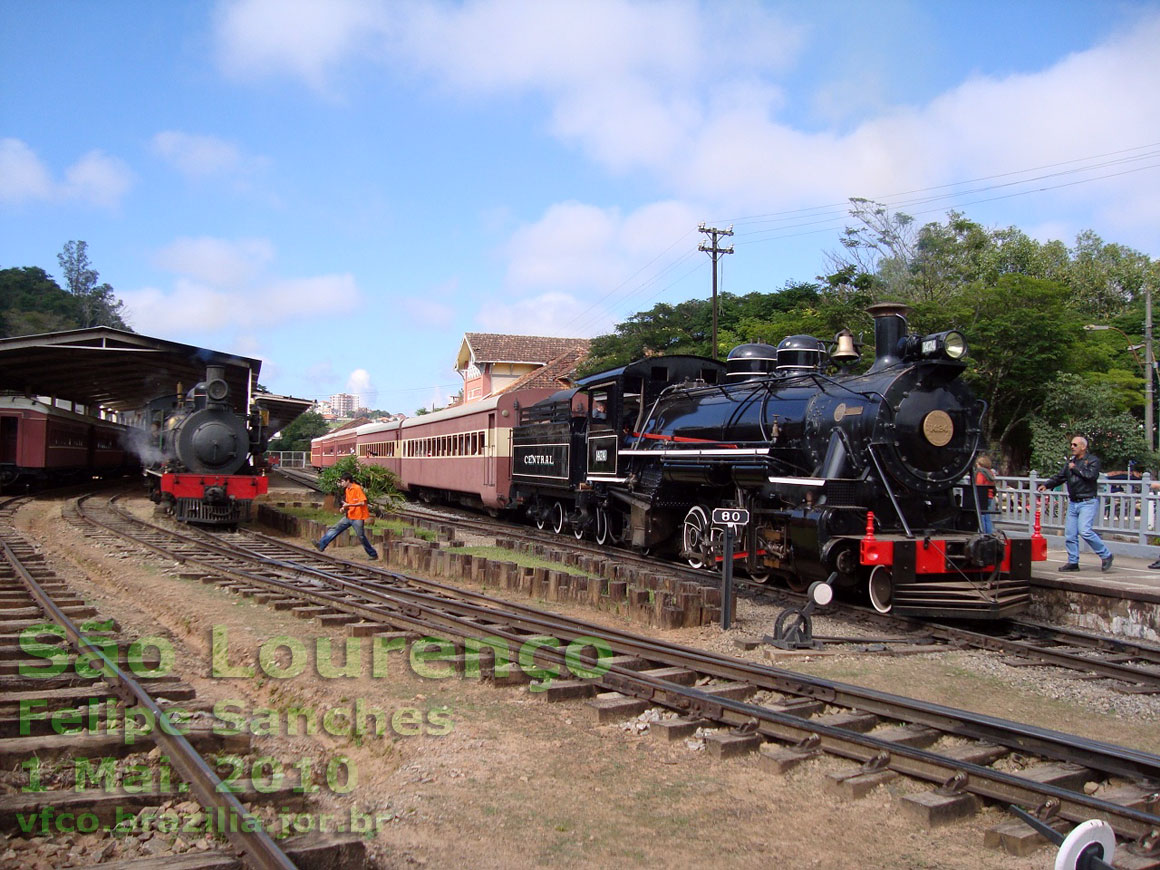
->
(0, 495), (369, 869)
(62, 493), (1160, 864)
(384, 497), (1160, 693)
(277, 480), (1160, 694)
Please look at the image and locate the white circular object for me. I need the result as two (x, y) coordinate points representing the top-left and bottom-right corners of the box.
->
(1054, 819), (1115, 870)
(868, 565), (893, 613)
(809, 581), (834, 607)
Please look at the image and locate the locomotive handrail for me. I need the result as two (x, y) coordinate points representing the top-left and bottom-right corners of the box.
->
(867, 444), (914, 537)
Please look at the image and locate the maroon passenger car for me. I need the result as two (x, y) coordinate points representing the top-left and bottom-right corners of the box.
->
(0, 395), (135, 490)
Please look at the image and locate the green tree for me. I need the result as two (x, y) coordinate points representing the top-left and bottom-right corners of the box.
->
(581, 284), (824, 374)
(56, 240), (129, 329)
(1028, 374), (1154, 473)
(0, 266), (80, 337)
(1066, 231), (1153, 319)
(267, 411), (330, 452)
(910, 275), (1082, 458)
(317, 456), (403, 513)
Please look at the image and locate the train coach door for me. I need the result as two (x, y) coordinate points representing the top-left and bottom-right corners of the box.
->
(485, 412), (496, 486)
(1, 416), (16, 464)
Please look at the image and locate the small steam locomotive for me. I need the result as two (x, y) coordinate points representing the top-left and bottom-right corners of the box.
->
(511, 303), (1045, 618)
(143, 364), (269, 524)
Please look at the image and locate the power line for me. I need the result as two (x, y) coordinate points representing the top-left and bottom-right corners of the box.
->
(572, 143), (1160, 338)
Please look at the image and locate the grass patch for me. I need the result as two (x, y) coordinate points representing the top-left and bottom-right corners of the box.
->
(276, 506), (436, 540)
(447, 544), (598, 578)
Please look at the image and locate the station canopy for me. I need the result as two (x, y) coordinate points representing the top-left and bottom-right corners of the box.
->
(0, 327), (312, 431)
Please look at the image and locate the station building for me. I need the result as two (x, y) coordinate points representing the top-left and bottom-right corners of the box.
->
(455, 334), (589, 404)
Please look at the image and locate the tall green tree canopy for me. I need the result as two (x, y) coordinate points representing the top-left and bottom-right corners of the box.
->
(0, 267), (79, 337)
(1028, 374), (1151, 473)
(56, 241), (129, 330)
(580, 283), (824, 374)
(2, 242), (131, 337)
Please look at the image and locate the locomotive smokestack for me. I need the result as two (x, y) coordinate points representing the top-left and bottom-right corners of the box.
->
(203, 365), (231, 409)
(866, 302), (912, 372)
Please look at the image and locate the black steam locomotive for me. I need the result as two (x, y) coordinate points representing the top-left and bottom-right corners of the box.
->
(511, 303), (1045, 618)
(142, 364), (269, 524)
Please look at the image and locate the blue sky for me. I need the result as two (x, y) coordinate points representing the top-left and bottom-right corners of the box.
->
(3, 1), (1159, 413)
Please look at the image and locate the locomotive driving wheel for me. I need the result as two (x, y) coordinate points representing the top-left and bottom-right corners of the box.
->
(682, 505), (719, 570)
(747, 566), (772, 584)
(594, 506), (623, 546)
(550, 501), (566, 535)
(868, 566), (894, 614)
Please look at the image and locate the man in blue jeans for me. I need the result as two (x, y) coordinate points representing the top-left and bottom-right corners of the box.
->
(315, 472), (379, 560)
(1038, 435), (1113, 572)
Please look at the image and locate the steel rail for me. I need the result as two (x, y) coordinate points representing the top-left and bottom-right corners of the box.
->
(85, 499), (1160, 784)
(0, 519), (297, 870)
(74, 498), (1160, 843)
(375, 494), (1160, 687)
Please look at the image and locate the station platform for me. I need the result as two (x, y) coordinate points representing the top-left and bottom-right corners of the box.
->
(1032, 548), (1160, 606)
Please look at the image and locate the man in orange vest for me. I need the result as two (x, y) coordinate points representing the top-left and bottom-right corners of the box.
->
(315, 471), (379, 559)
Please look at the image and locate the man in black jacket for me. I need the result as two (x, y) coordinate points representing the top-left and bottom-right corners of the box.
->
(1038, 435), (1114, 572)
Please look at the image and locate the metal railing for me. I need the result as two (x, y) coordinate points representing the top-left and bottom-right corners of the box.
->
(266, 451), (308, 468)
(995, 472), (1159, 546)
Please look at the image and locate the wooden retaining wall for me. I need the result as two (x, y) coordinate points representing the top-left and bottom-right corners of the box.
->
(256, 503), (729, 628)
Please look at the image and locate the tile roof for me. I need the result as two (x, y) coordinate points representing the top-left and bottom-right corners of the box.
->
(496, 341), (590, 395)
(463, 333), (589, 365)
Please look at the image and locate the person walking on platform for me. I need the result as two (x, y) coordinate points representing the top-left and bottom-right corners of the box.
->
(974, 454), (997, 534)
(315, 471), (379, 560)
(1038, 435), (1113, 572)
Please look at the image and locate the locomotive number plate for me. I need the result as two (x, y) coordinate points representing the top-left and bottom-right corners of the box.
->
(712, 508), (750, 527)
(922, 410), (954, 447)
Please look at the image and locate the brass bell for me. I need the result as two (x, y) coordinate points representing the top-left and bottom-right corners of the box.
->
(832, 329), (860, 364)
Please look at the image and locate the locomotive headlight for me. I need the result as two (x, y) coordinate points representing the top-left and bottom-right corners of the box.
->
(919, 330), (968, 360)
(942, 331), (967, 359)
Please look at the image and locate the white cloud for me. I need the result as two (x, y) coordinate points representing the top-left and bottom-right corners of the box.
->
(502, 199), (700, 299)
(213, 0), (389, 93)
(61, 150), (134, 208)
(152, 130), (253, 177)
(121, 273), (359, 334)
(0, 138), (54, 203)
(154, 236), (275, 286)
(475, 290), (602, 337)
(345, 368), (378, 407)
(0, 139), (133, 208)
(123, 235), (359, 335)
(119, 280), (236, 333)
(207, 1), (1160, 221)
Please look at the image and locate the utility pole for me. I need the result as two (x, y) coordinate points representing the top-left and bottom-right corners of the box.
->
(698, 223), (734, 360)
(1148, 283), (1155, 452)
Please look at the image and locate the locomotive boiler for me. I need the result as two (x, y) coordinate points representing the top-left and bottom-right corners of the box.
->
(143, 364), (269, 524)
(512, 303), (1045, 618)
